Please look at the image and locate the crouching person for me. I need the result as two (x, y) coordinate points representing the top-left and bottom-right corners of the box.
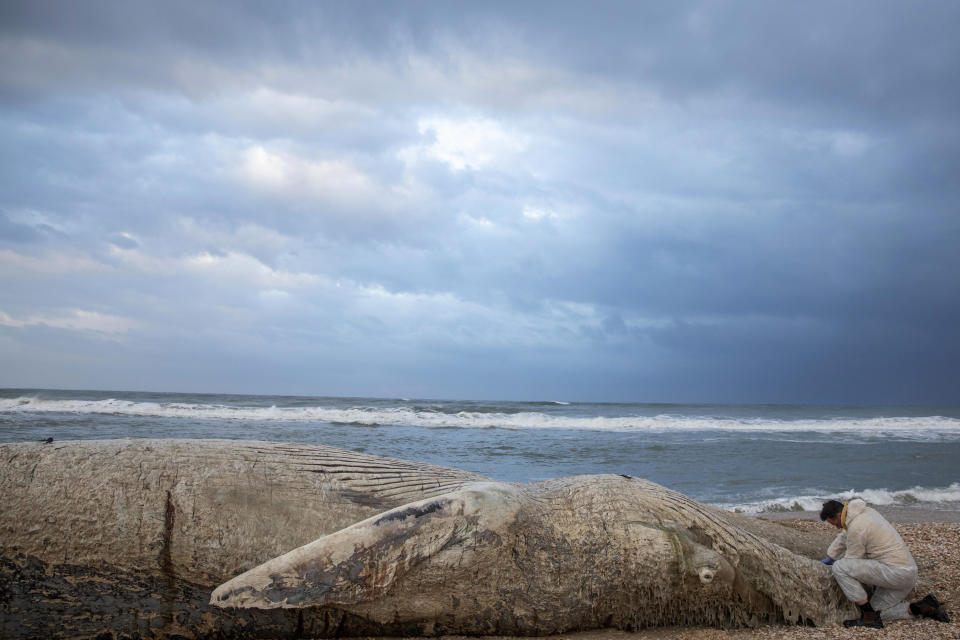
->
(820, 499), (949, 628)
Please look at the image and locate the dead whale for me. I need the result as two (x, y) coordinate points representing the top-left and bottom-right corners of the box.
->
(1, 438), (848, 638)
(0, 438), (484, 639)
(212, 475), (853, 633)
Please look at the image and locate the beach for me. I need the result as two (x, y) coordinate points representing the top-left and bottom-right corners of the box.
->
(4, 1), (959, 636)
(1, 392), (958, 638)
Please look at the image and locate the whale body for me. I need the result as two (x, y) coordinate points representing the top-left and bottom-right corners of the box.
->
(0, 439), (484, 638)
(0, 439), (849, 638)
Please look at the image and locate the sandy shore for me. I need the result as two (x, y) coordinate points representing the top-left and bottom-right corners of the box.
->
(362, 513), (959, 640)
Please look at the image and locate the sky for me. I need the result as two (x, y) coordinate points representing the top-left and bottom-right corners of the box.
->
(1, 1), (958, 404)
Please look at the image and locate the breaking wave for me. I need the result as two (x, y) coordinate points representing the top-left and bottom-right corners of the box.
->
(2, 395), (959, 437)
(721, 483), (960, 514)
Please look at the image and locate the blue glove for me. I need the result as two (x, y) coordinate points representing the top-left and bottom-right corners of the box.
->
(821, 557), (834, 565)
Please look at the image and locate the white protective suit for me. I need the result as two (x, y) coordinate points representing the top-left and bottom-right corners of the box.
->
(827, 498), (918, 621)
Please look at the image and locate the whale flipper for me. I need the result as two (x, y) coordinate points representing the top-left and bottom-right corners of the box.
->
(211, 482), (523, 609)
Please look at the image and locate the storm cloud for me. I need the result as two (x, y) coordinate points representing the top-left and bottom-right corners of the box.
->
(1, 1), (958, 403)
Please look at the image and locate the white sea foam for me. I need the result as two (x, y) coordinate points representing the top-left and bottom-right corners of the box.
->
(2, 396), (959, 437)
(720, 483), (960, 514)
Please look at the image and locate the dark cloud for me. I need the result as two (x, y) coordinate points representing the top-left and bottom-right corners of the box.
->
(0, 1), (957, 402)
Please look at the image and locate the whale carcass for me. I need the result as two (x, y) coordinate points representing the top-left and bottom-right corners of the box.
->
(0, 439), (850, 638)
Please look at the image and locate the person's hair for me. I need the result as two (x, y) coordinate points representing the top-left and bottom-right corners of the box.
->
(820, 499), (844, 521)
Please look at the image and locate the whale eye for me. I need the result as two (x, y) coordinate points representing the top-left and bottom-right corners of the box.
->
(698, 567), (715, 584)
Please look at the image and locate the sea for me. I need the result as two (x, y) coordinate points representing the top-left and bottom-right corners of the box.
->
(2, 388), (959, 515)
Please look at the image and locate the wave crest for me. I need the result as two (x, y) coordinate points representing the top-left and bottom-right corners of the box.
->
(2, 396), (960, 437)
(724, 483), (960, 514)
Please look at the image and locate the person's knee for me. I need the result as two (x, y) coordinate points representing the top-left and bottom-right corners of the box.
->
(832, 559), (852, 578)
